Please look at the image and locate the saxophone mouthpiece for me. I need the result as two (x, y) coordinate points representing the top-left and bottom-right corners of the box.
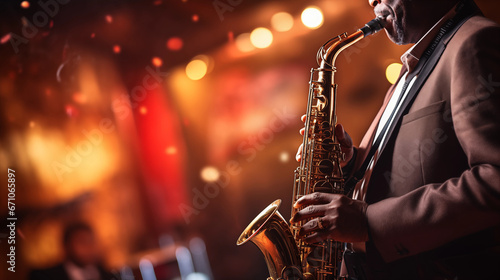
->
(360, 16), (387, 36)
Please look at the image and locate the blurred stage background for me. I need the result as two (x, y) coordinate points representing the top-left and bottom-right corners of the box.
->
(0, 0), (499, 279)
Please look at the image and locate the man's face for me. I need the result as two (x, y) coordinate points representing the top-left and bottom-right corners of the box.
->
(372, 0), (421, 45)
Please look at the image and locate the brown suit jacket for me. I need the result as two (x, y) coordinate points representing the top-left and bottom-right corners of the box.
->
(354, 10), (500, 280)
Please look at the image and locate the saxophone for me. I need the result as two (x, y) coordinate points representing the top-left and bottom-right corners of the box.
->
(237, 17), (386, 280)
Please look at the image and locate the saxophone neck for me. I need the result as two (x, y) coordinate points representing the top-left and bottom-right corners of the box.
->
(320, 16), (387, 69)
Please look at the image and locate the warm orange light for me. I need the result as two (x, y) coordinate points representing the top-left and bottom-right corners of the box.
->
(167, 37), (183, 51)
(235, 33), (255, 53)
(271, 12), (294, 32)
(139, 106), (148, 115)
(21, 1), (30, 8)
(250, 27), (273, 49)
(192, 55), (214, 73)
(165, 146), (177, 155)
(192, 14), (199, 22)
(152, 57), (163, 67)
(185, 59), (207, 81)
(279, 152), (290, 163)
(301, 7), (324, 29)
(105, 15), (113, 23)
(386, 63), (403, 84)
(72, 92), (87, 104)
(200, 166), (220, 182)
(113, 45), (121, 54)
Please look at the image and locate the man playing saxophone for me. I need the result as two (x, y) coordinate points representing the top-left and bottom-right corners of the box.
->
(292, 0), (500, 279)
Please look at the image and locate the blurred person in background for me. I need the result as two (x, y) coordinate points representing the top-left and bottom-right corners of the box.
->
(29, 222), (118, 280)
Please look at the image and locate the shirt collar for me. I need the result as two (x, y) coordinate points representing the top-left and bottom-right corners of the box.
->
(400, 3), (459, 73)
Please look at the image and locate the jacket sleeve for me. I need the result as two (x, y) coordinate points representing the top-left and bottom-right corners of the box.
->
(365, 21), (500, 262)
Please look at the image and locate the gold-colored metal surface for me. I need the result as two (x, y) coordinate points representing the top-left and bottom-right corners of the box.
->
(237, 200), (302, 280)
(237, 17), (386, 280)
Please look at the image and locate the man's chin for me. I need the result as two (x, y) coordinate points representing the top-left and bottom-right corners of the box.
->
(383, 30), (400, 45)
(384, 25), (407, 45)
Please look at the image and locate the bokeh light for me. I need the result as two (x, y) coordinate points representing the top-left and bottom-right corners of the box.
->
(1, 34), (12, 44)
(301, 7), (324, 29)
(279, 152), (290, 163)
(235, 33), (255, 53)
(152, 57), (163, 67)
(200, 166), (220, 182)
(21, 1), (30, 8)
(192, 14), (199, 22)
(72, 92), (87, 104)
(113, 45), (121, 54)
(165, 146), (178, 155)
(193, 55), (214, 73)
(105, 14), (113, 23)
(167, 37), (183, 51)
(186, 59), (208, 80)
(250, 27), (273, 49)
(385, 62), (403, 84)
(271, 12), (294, 32)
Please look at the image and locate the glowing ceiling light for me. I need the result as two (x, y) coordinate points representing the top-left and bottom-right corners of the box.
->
(301, 7), (324, 29)
(21, 1), (30, 9)
(250, 27), (273, 49)
(200, 166), (220, 182)
(271, 12), (294, 32)
(385, 63), (403, 84)
(235, 33), (255, 53)
(186, 59), (208, 81)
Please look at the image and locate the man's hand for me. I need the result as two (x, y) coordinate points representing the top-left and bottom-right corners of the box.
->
(295, 115), (355, 168)
(290, 192), (369, 243)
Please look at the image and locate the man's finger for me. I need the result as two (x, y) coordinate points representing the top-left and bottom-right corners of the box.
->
(293, 192), (338, 209)
(297, 218), (330, 237)
(335, 123), (352, 148)
(290, 204), (326, 224)
(303, 231), (329, 244)
(296, 143), (303, 162)
(299, 127), (305, 136)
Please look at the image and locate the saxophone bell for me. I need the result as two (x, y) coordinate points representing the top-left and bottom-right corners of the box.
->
(237, 200), (303, 280)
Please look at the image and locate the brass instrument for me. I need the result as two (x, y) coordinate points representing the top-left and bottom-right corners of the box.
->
(237, 17), (387, 280)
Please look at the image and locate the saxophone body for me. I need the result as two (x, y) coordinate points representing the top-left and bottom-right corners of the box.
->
(237, 17), (386, 280)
